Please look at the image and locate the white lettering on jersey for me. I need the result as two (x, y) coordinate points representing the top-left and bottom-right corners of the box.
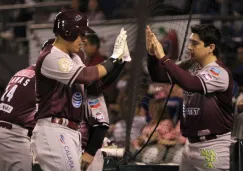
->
(184, 107), (200, 116)
(0, 103), (13, 113)
(23, 79), (30, 86)
(10, 77), (31, 86)
(16, 77), (24, 84)
(183, 90), (195, 96)
(1, 85), (18, 102)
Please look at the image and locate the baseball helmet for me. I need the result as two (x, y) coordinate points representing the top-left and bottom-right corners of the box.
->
(53, 10), (95, 42)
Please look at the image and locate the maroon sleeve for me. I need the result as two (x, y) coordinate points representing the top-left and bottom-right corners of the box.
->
(160, 57), (204, 93)
(147, 54), (171, 83)
(74, 66), (99, 85)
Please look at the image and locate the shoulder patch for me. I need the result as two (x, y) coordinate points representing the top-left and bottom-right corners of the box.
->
(209, 67), (221, 77)
(58, 58), (73, 72)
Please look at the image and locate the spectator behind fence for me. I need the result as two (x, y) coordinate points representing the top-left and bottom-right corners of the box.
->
(83, 33), (105, 65)
(110, 104), (147, 148)
(132, 98), (174, 164)
(86, 0), (105, 21)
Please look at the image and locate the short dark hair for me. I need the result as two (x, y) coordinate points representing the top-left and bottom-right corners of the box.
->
(86, 34), (100, 49)
(191, 24), (221, 56)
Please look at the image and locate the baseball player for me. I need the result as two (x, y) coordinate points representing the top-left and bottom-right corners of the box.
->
(40, 36), (127, 171)
(81, 33), (128, 171)
(31, 9), (129, 171)
(81, 34), (107, 171)
(146, 24), (234, 171)
(0, 65), (36, 171)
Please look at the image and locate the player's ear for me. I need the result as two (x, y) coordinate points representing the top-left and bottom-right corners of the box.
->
(208, 44), (215, 54)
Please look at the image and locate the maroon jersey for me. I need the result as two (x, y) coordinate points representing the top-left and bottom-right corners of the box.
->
(35, 45), (98, 122)
(180, 61), (233, 137)
(147, 56), (233, 137)
(0, 66), (36, 129)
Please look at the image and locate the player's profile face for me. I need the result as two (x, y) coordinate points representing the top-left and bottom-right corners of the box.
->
(82, 40), (96, 58)
(188, 33), (210, 60)
(69, 35), (82, 53)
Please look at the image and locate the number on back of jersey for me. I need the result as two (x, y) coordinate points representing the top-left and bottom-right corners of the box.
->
(1, 85), (18, 102)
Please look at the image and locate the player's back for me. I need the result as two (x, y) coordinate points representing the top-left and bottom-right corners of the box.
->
(0, 65), (36, 129)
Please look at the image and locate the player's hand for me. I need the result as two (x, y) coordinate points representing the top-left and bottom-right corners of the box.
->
(237, 98), (243, 113)
(146, 26), (165, 59)
(146, 25), (155, 55)
(150, 31), (165, 59)
(123, 40), (131, 62)
(111, 28), (127, 60)
(80, 152), (94, 171)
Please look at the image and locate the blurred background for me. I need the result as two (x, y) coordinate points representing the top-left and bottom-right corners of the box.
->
(1, 0), (243, 168)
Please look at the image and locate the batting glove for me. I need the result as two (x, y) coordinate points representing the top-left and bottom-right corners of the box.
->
(111, 28), (127, 60)
(123, 40), (131, 62)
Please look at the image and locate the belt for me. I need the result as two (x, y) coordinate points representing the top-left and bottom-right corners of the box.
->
(51, 117), (79, 130)
(0, 122), (12, 130)
(0, 122), (31, 137)
(188, 135), (217, 143)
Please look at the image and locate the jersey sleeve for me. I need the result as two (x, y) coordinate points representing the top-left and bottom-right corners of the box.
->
(41, 52), (85, 87)
(197, 66), (229, 94)
(87, 94), (110, 128)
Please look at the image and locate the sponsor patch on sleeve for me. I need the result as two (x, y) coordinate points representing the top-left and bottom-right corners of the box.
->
(58, 58), (73, 72)
(209, 67), (221, 77)
(88, 99), (101, 109)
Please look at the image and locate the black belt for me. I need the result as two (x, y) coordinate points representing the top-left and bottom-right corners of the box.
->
(0, 122), (32, 137)
(0, 122), (12, 130)
(188, 134), (217, 143)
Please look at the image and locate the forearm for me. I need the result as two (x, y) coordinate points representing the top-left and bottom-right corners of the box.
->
(160, 57), (204, 93)
(100, 62), (125, 89)
(147, 54), (171, 83)
(74, 66), (99, 84)
(85, 126), (108, 156)
(75, 58), (121, 85)
(97, 64), (107, 78)
(86, 62), (125, 96)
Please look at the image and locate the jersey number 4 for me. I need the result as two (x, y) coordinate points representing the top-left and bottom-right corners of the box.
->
(1, 85), (18, 102)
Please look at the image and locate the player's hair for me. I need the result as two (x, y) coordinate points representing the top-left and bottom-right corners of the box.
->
(191, 24), (221, 56)
(86, 34), (100, 49)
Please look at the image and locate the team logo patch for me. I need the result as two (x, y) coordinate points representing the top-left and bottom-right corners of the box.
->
(209, 67), (221, 76)
(72, 92), (82, 108)
(96, 112), (104, 121)
(58, 134), (75, 170)
(200, 149), (217, 169)
(88, 99), (101, 108)
(75, 15), (82, 21)
(58, 58), (73, 72)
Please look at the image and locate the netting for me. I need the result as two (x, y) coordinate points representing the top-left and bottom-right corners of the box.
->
(24, 1), (243, 170)
(112, 0), (196, 166)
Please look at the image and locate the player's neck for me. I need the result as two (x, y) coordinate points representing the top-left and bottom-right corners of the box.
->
(198, 54), (217, 67)
(53, 39), (69, 54)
